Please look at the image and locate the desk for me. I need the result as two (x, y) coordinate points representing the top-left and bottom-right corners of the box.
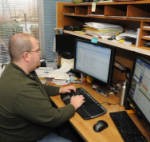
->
(50, 84), (150, 142)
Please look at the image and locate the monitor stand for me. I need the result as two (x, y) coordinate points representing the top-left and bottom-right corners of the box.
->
(92, 81), (121, 96)
(96, 87), (110, 96)
(92, 84), (112, 97)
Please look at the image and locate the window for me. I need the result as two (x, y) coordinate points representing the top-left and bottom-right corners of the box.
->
(0, 0), (39, 64)
(0, 0), (72, 65)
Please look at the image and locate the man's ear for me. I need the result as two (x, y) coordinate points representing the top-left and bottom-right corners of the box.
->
(22, 52), (30, 62)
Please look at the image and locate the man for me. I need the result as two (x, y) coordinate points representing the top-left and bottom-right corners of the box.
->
(0, 33), (85, 142)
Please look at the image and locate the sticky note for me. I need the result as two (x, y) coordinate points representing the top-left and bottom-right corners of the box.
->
(91, 37), (98, 44)
(92, 2), (96, 12)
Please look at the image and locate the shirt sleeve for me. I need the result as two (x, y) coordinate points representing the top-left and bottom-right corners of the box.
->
(13, 83), (75, 128)
(43, 85), (60, 96)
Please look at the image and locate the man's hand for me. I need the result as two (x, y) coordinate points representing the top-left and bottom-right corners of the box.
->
(70, 95), (85, 110)
(59, 85), (85, 110)
(59, 85), (76, 94)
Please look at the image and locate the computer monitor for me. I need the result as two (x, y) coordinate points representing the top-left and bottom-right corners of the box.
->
(74, 38), (115, 85)
(127, 57), (150, 126)
(56, 34), (76, 59)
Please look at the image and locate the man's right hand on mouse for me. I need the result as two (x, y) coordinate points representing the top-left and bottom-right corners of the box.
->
(70, 95), (85, 110)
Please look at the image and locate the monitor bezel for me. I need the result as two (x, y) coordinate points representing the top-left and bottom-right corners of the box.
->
(127, 56), (150, 127)
(74, 38), (115, 85)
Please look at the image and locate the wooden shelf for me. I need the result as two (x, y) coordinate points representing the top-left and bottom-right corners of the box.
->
(63, 1), (150, 19)
(142, 36), (150, 40)
(139, 21), (150, 46)
(64, 13), (150, 21)
(63, 1), (150, 6)
(143, 27), (150, 31)
(64, 30), (150, 56)
(56, 1), (150, 55)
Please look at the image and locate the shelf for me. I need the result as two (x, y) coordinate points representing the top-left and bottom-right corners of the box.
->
(57, 1), (150, 55)
(63, 2), (150, 19)
(142, 36), (150, 40)
(64, 30), (150, 56)
(64, 13), (150, 21)
(140, 21), (150, 46)
(143, 26), (150, 31)
(63, 1), (150, 6)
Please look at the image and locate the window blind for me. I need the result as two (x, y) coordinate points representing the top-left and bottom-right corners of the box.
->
(0, 0), (72, 65)
(0, 0), (39, 64)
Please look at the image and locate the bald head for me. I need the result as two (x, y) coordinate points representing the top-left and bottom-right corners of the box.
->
(8, 33), (37, 61)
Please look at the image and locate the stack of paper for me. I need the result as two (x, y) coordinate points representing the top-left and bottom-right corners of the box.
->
(35, 67), (54, 78)
(36, 58), (74, 85)
(84, 22), (123, 39)
(116, 30), (137, 44)
(116, 30), (137, 40)
(48, 58), (74, 80)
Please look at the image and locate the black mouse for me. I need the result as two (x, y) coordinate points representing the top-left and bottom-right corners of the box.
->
(93, 120), (108, 132)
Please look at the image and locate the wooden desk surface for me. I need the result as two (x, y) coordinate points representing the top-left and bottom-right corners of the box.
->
(50, 84), (150, 142)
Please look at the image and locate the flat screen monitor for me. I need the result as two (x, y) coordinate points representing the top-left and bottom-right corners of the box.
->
(75, 39), (115, 85)
(128, 57), (150, 125)
(56, 34), (76, 59)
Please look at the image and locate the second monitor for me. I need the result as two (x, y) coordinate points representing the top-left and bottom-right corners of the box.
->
(74, 38), (115, 85)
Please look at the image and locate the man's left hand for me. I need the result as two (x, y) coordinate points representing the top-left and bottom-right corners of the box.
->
(59, 85), (76, 94)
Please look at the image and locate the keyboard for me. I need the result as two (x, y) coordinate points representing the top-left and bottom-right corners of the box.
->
(61, 87), (106, 119)
(110, 111), (147, 142)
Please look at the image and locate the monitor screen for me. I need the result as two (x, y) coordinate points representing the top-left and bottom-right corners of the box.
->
(75, 39), (114, 84)
(56, 34), (76, 59)
(128, 57), (150, 125)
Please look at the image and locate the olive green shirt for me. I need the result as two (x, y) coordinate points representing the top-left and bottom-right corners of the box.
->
(0, 63), (75, 142)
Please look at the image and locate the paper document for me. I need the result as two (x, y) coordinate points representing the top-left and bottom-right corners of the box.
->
(48, 70), (70, 80)
(35, 67), (54, 78)
(48, 58), (74, 80)
(84, 22), (123, 39)
(36, 58), (74, 85)
(116, 30), (137, 40)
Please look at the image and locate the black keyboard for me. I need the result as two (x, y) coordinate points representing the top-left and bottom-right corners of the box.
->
(110, 111), (147, 142)
(61, 87), (106, 119)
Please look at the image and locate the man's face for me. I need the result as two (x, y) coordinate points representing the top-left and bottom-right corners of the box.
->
(29, 38), (41, 71)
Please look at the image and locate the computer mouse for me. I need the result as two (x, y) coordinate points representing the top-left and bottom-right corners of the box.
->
(93, 120), (108, 132)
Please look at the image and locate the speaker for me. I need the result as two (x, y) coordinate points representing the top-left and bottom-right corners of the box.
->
(120, 81), (127, 106)
(56, 34), (76, 59)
